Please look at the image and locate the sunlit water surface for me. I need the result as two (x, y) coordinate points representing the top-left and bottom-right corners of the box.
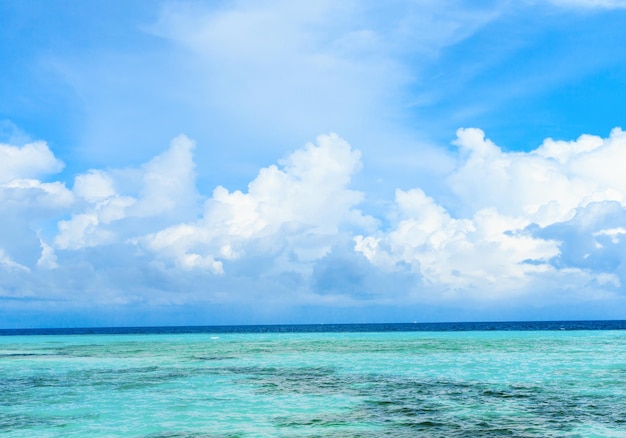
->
(2, 326), (626, 437)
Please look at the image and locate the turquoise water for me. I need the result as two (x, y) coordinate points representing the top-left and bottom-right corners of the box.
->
(2, 330), (626, 437)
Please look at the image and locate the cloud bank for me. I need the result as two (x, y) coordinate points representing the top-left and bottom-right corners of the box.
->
(2, 126), (626, 326)
(356, 128), (626, 300)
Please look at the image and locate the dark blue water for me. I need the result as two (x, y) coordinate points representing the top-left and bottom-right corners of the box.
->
(2, 319), (626, 336)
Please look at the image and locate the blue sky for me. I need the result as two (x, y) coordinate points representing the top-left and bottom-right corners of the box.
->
(2, 0), (626, 328)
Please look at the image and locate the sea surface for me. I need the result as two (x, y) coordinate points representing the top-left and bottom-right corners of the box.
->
(1, 321), (626, 437)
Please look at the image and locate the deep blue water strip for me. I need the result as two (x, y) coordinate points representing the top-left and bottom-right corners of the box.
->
(2, 320), (626, 336)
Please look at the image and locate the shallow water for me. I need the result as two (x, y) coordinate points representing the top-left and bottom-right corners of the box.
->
(2, 329), (626, 436)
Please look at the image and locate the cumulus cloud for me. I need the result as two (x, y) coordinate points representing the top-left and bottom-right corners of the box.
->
(356, 127), (626, 300)
(140, 133), (372, 273)
(449, 127), (626, 225)
(130, 134), (198, 218)
(0, 140), (71, 211)
(54, 135), (197, 250)
(0, 140), (72, 212)
(3, 126), (626, 322)
(355, 189), (559, 296)
(0, 139), (72, 269)
(73, 170), (117, 203)
(0, 140), (64, 183)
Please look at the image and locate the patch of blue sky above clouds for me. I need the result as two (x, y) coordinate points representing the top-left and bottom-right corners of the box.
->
(1, 0), (626, 327)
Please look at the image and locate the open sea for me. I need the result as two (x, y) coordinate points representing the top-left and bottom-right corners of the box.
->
(2, 321), (626, 437)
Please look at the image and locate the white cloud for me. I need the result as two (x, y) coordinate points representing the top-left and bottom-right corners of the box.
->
(356, 128), (626, 298)
(0, 179), (73, 210)
(73, 170), (117, 202)
(0, 140), (72, 211)
(141, 133), (371, 271)
(355, 189), (559, 294)
(0, 139), (72, 271)
(129, 134), (197, 218)
(2, 126), (626, 316)
(55, 213), (111, 250)
(0, 141), (64, 183)
(37, 240), (58, 269)
(449, 127), (626, 226)
(54, 135), (197, 250)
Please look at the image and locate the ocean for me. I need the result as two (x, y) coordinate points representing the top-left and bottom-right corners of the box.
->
(1, 321), (626, 437)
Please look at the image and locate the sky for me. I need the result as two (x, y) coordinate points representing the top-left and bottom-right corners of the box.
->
(1, 0), (626, 328)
